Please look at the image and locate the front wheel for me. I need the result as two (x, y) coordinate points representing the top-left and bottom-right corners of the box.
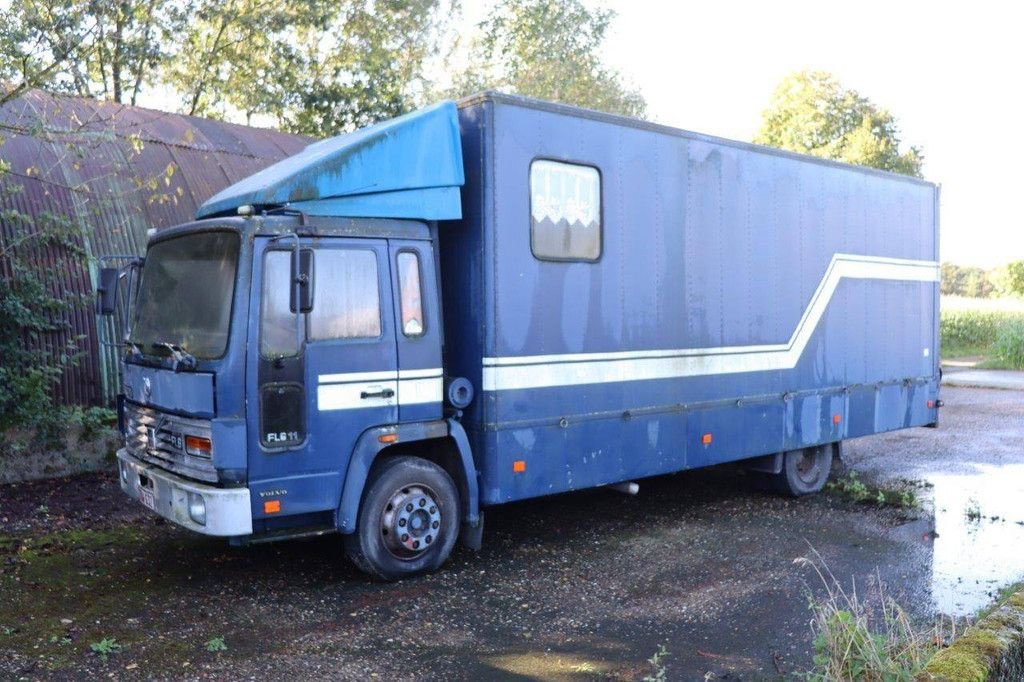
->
(774, 445), (832, 497)
(344, 456), (460, 581)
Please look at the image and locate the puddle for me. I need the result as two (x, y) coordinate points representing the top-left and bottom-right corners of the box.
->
(927, 463), (1024, 616)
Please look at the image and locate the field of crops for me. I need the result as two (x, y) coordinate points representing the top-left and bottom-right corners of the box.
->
(941, 296), (1024, 368)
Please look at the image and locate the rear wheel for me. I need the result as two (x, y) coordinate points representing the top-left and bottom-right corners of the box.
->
(344, 456), (460, 581)
(774, 445), (832, 496)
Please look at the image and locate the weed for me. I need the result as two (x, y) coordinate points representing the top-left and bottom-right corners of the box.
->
(205, 635), (227, 652)
(49, 634), (72, 645)
(797, 551), (954, 681)
(90, 637), (121, 662)
(35, 504), (49, 516)
(965, 498), (982, 522)
(642, 643), (670, 682)
(571, 661), (597, 673)
(827, 472), (919, 510)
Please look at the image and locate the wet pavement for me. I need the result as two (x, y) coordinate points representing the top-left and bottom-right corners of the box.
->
(845, 386), (1024, 618)
(942, 368), (1024, 390)
(1, 385), (1021, 680)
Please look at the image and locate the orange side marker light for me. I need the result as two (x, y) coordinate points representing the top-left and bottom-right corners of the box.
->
(264, 500), (281, 514)
(701, 433), (713, 445)
(512, 460), (526, 473)
(927, 400), (935, 409)
(378, 433), (399, 444)
(833, 414), (841, 424)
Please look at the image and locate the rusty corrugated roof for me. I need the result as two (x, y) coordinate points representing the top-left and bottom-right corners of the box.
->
(0, 90), (311, 406)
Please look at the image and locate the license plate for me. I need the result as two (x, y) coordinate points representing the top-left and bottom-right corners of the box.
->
(140, 487), (155, 510)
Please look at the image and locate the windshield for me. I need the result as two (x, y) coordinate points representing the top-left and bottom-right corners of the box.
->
(129, 231), (240, 359)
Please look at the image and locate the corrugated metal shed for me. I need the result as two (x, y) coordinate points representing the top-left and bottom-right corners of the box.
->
(0, 89), (310, 406)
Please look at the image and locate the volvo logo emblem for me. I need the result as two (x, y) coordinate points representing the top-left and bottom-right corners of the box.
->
(142, 377), (152, 403)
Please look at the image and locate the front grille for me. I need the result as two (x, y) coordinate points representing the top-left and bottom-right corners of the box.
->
(124, 401), (217, 483)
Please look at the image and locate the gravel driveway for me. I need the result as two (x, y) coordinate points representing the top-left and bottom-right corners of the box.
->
(1, 386), (1020, 680)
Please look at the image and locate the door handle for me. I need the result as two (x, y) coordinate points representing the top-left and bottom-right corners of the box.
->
(360, 388), (395, 400)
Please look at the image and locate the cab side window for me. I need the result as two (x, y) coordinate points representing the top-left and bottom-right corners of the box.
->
(309, 249), (382, 340)
(260, 250), (300, 358)
(397, 251), (424, 337)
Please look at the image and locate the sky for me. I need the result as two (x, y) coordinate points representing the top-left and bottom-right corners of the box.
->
(590, 0), (1023, 268)
(136, 0), (1020, 267)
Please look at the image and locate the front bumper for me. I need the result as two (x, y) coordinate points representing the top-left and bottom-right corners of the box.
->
(117, 449), (252, 536)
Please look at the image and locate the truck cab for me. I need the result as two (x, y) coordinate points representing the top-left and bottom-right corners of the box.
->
(104, 102), (480, 580)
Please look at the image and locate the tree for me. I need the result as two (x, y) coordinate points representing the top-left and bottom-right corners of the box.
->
(286, 0), (451, 135)
(0, 0), (182, 106)
(754, 71), (923, 177)
(167, 0), (451, 134)
(993, 261), (1024, 298)
(447, 0), (646, 118)
(940, 262), (996, 298)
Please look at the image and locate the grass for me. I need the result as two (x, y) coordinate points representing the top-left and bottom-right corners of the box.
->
(798, 552), (954, 681)
(940, 296), (1024, 368)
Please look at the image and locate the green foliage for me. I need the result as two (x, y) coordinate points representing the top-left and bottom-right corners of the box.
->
(642, 644), (669, 682)
(205, 635), (227, 652)
(89, 636), (121, 661)
(826, 471), (919, 509)
(754, 71), (922, 177)
(941, 262), (996, 298)
(993, 260), (1024, 298)
(0, 200), (90, 433)
(447, 0), (646, 118)
(0, 0), (183, 106)
(798, 554), (947, 681)
(169, 0), (451, 135)
(992, 318), (1024, 369)
(940, 306), (1024, 359)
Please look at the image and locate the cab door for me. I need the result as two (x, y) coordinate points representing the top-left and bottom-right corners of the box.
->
(247, 236), (398, 524)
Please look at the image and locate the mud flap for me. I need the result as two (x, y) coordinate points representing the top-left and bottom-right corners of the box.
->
(460, 512), (484, 551)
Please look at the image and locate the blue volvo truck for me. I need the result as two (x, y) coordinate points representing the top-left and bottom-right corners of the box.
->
(98, 92), (941, 580)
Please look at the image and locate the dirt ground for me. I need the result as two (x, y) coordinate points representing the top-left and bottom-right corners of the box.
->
(1, 386), (1021, 680)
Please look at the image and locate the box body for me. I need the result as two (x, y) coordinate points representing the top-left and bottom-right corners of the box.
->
(440, 94), (939, 506)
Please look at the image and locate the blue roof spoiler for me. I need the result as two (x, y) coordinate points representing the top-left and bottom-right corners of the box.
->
(196, 100), (465, 221)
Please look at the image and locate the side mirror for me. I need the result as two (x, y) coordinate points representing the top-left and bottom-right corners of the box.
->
(290, 248), (314, 314)
(96, 267), (119, 315)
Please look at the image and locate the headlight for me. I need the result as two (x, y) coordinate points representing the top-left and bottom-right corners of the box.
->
(187, 491), (206, 526)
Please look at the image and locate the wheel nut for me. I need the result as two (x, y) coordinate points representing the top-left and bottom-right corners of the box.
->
(426, 535), (432, 544)
(413, 540), (420, 549)
(432, 520), (439, 529)
(399, 518), (406, 527)
(419, 498), (426, 507)
(429, 506), (436, 514)
(406, 503), (413, 512)
(401, 534), (409, 542)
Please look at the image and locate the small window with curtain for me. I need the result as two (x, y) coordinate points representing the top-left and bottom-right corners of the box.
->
(260, 250), (300, 358)
(530, 159), (602, 261)
(397, 251), (424, 337)
(309, 249), (382, 340)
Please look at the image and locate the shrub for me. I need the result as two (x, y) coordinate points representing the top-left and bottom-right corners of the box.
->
(993, 319), (1024, 369)
(798, 553), (953, 680)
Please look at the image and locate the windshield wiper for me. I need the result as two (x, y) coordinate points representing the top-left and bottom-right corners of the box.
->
(124, 340), (144, 359)
(152, 342), (198, 373)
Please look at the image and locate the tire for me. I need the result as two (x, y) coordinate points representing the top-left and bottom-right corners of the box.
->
(774, 444), (832, 497)
(344, 456), (460, 581)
